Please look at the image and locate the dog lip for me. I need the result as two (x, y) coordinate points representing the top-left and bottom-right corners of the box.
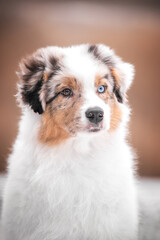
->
(87, 125), (102, 133)
(89, 128), (101, 133)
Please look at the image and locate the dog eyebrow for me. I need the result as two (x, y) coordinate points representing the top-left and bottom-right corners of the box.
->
(103, 74), (109, 79)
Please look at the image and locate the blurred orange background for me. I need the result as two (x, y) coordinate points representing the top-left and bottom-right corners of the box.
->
(0, 0), (160, 176)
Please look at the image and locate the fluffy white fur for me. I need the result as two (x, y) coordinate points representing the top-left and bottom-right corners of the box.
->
(1, 44), (138, 240)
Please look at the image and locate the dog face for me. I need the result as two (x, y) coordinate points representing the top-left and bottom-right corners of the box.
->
(18, 44), (134, 145)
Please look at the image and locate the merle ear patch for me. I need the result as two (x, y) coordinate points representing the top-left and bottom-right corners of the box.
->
(18, 49), (62, 114)
(22, 79), (44, 114)
(110, 63), (134, 103)
(89, 44), (134, 103)
(18, 53), (45, 114)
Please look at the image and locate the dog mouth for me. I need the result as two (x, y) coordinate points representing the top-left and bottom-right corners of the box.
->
(87, 122), (103, 133)
(89, 128), (101, 133)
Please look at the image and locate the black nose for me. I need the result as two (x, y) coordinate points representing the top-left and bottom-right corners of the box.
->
(85, 107), (104, 124)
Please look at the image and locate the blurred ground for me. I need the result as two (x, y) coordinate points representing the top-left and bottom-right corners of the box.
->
(0, 1), (160, 176)
(138, 178), (160, 240)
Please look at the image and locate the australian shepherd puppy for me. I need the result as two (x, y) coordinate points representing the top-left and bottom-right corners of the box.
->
(1, 44), (138, 240)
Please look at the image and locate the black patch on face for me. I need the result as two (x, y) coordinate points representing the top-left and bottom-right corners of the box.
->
(22, 79), (44, 114)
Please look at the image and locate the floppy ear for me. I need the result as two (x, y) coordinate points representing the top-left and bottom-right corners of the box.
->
(111, 62), (134, 103)
(95, 44), (134, 103)
(17, 49), (47, 114)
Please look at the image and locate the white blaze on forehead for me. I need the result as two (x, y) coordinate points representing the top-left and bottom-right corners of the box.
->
(62, 45), (110, 87)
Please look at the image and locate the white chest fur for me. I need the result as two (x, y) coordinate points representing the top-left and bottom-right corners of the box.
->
(1, 112), (138, 240)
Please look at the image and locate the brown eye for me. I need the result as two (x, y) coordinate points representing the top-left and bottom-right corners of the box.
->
(61, 88), (73, 97)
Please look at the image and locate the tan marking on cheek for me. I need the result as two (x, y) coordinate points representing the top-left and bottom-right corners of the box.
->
(39, 105), (70, 146)
(108, 99), (122, 132)
(39, 90), (83, 146)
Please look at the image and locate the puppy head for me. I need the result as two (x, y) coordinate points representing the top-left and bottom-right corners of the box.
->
(18, 44), (134, 145)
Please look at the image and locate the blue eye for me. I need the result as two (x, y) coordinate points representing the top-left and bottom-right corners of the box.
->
(98, 85), (106, 93)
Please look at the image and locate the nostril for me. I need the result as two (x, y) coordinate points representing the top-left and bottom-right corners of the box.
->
(87, 112), (95, 119)
(85, 107), (104, 124)
(98, 112), (104, 118)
